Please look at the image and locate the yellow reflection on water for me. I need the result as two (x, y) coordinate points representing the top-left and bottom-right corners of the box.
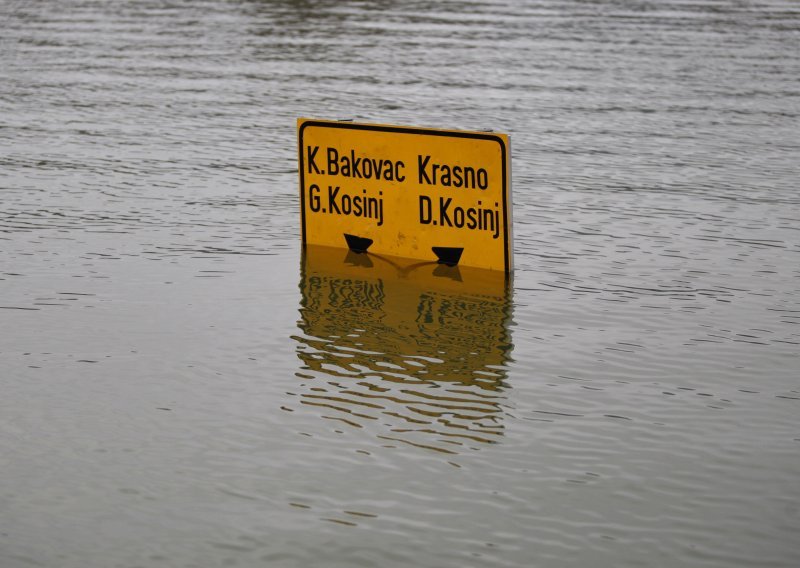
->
(291, 245), (514, 455)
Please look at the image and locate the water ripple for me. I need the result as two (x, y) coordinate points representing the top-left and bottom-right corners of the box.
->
(2, 1), (799, 567)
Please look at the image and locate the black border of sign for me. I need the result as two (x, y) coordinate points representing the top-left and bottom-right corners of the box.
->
(298, 120), (511, 274)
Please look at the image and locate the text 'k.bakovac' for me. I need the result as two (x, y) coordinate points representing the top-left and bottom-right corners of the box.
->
(297, 118), (513, 273)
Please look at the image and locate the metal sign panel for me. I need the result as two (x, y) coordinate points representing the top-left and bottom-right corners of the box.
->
(298, 119), (513, 272)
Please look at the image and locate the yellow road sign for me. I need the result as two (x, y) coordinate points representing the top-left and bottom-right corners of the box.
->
(298, 119), (513, 272)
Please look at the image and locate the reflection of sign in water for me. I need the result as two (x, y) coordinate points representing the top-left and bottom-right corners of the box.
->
(291, 245), (514, 455)
(298, 119), (513, 272)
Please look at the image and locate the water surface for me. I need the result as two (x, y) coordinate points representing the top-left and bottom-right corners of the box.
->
(1, 1), (799, 567)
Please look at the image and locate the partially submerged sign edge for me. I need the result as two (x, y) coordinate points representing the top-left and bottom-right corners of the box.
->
(297, 118), (513, 273)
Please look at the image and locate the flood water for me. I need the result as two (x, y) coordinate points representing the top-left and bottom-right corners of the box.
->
(2, 1), (799, 566)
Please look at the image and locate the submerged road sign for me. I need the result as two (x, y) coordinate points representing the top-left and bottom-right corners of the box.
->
(298, 119), (512, 272)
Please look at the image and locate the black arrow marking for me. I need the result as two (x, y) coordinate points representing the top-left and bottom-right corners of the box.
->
(432, 247), (463, 267)
(343, 233), (373, 253)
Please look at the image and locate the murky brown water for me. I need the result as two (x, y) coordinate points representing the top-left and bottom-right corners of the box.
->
(2, 1), (799, 567)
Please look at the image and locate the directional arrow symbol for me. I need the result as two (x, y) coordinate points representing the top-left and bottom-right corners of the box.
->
(343, 233), (374, 253)
(432, 247), (464, 267)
